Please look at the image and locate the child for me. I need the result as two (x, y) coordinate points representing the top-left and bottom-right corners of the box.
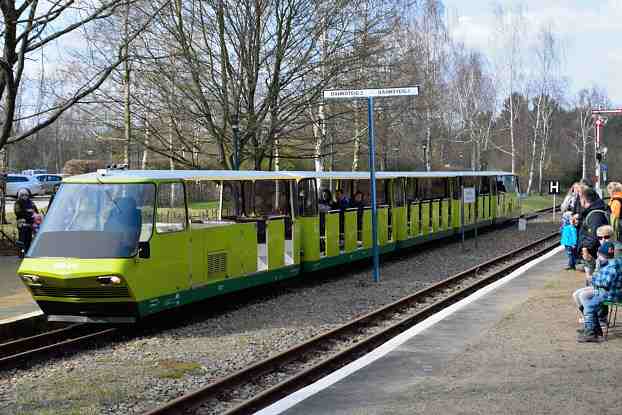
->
(561, 211), (578, 270)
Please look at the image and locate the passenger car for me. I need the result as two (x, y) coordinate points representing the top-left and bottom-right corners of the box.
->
(33, 174), (63, 194)
(6, 174), (43, 197)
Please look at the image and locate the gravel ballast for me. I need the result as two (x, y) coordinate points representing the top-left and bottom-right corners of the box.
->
(0, 220), (559, 414)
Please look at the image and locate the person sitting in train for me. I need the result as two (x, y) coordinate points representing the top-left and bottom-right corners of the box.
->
(351, 191), (365, 209)
(104, 196), (142, 252)
(319, 189), (333, 212)
(334, 189), (350, 211)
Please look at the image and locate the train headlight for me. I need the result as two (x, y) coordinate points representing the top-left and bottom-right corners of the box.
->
(21, 274), (41, 285)
(97, 275), (123, 285)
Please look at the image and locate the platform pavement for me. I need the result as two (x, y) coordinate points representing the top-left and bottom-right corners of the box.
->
(0, 256), (40, 323)
(262, 250), (622, 415)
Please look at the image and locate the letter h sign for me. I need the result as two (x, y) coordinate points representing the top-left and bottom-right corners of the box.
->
(548, 180), (560, 195)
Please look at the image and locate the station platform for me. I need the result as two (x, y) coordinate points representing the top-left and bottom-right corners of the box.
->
(260, 247), (622, 415)
(0, 256), (40, 323)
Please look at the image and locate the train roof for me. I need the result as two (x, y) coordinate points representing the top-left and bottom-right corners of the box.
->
(64, 169), (515, 183)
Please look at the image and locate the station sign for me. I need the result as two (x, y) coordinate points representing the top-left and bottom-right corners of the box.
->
(323, 86), (420, 100)
(463, 187), (476, 203)
(548, 180), (560, 195)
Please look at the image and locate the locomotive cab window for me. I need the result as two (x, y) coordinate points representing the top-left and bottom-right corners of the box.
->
(156, 182), (187, 233)
(27, 183), (156, 258)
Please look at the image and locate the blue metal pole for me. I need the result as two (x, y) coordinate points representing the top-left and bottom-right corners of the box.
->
(367, 97), (380, 283)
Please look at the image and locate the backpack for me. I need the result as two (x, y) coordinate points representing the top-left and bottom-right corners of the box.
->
(582, 209), (608, 251)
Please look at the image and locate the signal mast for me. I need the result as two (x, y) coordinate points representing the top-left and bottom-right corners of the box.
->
(591, 108), (622, 196)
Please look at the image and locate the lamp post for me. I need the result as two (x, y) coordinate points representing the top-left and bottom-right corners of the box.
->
(232, 115), (240, 170)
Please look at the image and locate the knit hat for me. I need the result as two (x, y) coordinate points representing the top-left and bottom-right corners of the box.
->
(598, 241), (615, 259)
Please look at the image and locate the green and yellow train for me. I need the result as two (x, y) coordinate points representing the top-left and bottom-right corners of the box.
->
(17, 170), (520, 323)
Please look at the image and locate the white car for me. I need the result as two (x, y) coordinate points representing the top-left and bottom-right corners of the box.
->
(32, 174), (63, 194)
(6, 174), (43, 197)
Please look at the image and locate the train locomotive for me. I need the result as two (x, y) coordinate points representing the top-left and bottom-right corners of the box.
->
(17, 170), (520, 323)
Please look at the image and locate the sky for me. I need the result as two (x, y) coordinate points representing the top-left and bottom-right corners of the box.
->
(443, 0), (622, 107)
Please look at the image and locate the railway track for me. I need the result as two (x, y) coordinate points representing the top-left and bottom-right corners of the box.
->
(0, 323), (117, 370)
(145, 231), (561, 415)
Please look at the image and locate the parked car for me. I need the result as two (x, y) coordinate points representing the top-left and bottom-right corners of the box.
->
(22, 169), (47, 176)
(33, 174), (63, 194)
(6, 174), (43, 197)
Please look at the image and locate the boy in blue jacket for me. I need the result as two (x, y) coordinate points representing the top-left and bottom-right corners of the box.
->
(561, 211), (578, 270)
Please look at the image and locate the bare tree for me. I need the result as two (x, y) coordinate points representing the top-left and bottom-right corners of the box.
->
(0, 0), (163, 151)
(449, 46), (496, 170)
(574, 87), (609, 181)
(492, 2), (526, 175)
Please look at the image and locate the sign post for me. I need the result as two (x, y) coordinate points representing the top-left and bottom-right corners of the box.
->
(324, 86), (420, 282)
(548, 180), (560, 221)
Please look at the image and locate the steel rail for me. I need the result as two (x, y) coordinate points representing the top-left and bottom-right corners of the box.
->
(0, 324), (117, 370)
(145, 232), (560, 415)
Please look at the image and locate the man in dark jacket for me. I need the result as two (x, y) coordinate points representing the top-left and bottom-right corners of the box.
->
(14, 189), (39, 257)
(579, 188), (609, 279)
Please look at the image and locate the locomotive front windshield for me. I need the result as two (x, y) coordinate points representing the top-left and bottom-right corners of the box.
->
(28, 183), (155, 258)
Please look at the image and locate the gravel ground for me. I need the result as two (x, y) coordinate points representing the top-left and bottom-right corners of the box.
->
(0, 220), (559, 414)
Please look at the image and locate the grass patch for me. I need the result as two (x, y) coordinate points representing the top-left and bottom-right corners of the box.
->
(154, 359), (204, 379)
(521, 194), (556, 214)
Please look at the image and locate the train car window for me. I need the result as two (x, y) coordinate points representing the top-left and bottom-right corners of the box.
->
(298, 178), (318, 217)
(242, 181), (254, 215)
(405, 178), (417, 203)
(500, 175), (516, 193)
(496, 176), (507, 193)
(156, 182), (187, 233)
(462, 177), (478, 192)
(254, 180), (292, 217)
(355, 179), (387, 206)
(393, 178), (405, 207)
(479, 177), (491, 195)
(222, 181), (243, 217)
(488, 177), (498, 195)
(186, 181), (221, 222)
(449, 177), (460, 199)
(418, 178), (448, 200)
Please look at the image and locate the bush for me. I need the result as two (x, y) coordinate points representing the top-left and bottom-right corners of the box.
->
(62, 159), (107, 175)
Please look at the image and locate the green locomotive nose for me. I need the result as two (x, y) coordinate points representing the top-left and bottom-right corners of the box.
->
(18, 258), (138, 323)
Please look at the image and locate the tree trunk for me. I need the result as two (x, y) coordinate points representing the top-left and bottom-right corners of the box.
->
(352, 104), (360, 171)
(141, 115), (149, 170)
(526, 97), (542, 194)
(425, 108), (432, 171)
(582, 129), (588, 180)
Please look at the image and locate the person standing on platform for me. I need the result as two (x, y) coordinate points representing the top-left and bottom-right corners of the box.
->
(607, 181), (622, 241)
(578, 188), (609, 281)
(561, 212), (578, 271)
(561, 182), (580, 213)
(14, 189), (39, 257)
